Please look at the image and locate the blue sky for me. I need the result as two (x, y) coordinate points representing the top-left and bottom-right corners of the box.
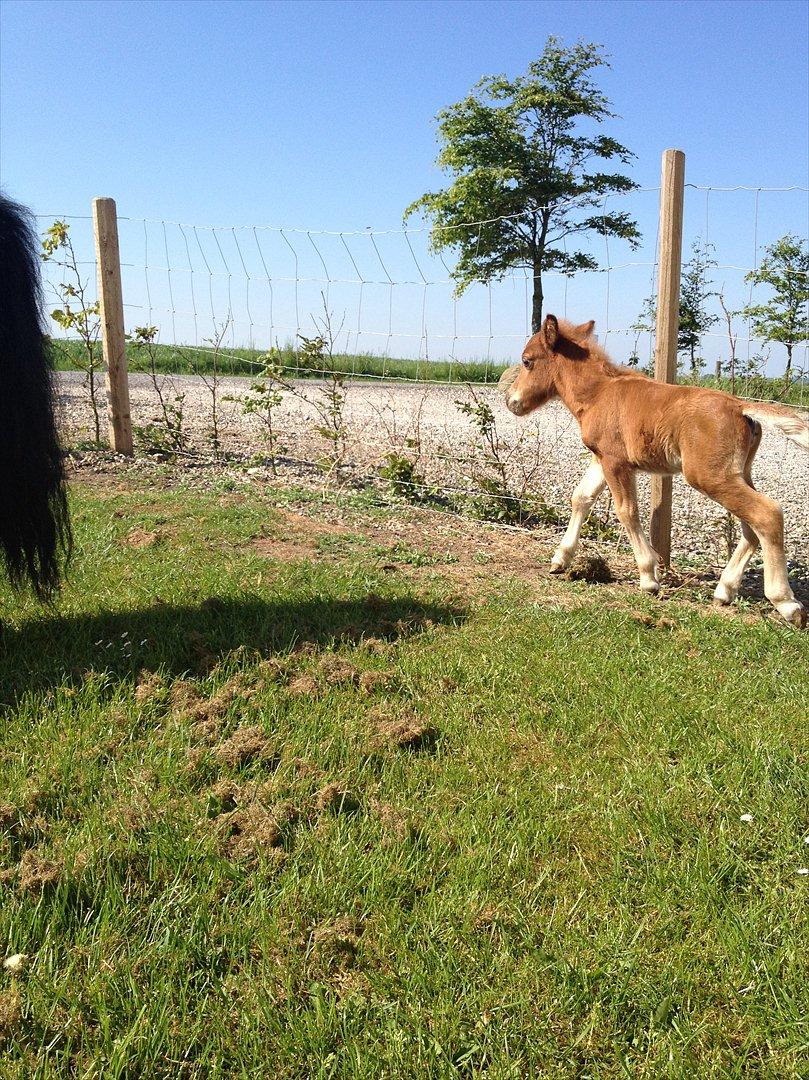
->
(2, 0), (807, 367)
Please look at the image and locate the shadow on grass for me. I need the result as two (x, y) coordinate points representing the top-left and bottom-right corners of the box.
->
(0, 592), (465, 702)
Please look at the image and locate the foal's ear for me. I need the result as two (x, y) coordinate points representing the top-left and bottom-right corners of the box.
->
(574, 319), (596, 337)
(543, 314), (559, 349)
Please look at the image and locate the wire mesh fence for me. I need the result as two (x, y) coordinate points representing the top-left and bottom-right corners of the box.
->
(38, 181), (809, 566)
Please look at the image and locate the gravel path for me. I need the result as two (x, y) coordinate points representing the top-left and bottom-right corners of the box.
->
(56, 371), (809, 563)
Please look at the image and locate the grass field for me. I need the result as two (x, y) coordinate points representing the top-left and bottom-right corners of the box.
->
(49, 339), (508, 385)
(48, 337), (808, 403)
(1, 470), (808, 1077)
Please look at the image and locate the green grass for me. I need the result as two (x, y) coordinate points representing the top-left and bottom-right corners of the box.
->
(1, 478), (808, 1077)
(49, 337), (809, 403)
(49, 338), (508, 385)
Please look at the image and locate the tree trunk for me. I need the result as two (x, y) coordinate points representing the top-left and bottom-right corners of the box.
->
(782, 343), (793, 394)
(531, 262), (543, 334)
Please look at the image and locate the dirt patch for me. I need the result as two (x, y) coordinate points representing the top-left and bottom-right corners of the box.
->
(170, 679), (202, 712)
(252, 510), (354, 563)
(256, 657), (290, 683)
(122, 528), (161, 548)
(473, 904), (509, 932)
(109, 793), (158, 835)
(357, 637), (393, 656)
(370, 800), (420, 844)
(0, 801), (50, 848)
(213, 725), (275, 769)
(253, 536), (318, 561)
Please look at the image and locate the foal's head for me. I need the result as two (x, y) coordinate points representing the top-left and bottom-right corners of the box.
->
(504, 314), (595, 416)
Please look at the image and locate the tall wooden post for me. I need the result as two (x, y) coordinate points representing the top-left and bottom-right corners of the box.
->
(649, 150), (685, 567)
(92, 197), (133, 455)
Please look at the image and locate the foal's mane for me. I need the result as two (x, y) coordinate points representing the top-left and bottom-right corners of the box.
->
(556, 319), (638, 379)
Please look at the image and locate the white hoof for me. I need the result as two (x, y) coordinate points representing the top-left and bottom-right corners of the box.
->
(775, 600), (806, 628)
(550, 553), (569, 574)
(713, 582), (735, 605)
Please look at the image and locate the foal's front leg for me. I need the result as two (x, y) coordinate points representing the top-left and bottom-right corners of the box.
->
(600, 460), (661, 594)
(551, 456), (607, 572)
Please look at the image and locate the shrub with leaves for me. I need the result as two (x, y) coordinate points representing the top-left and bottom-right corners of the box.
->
(455, 394), (523, 524)
(179, 322), (230, 455)
(379, 452), (430, 502)
(131, 325), (188, 454)
(41, 220), (104, 443)
(294, 304), (350, 472)
(233, 349), (289, 474)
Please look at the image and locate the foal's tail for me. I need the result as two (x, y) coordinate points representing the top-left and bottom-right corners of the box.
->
(742, 402), (809, 453)
(0, 193), (71, 600)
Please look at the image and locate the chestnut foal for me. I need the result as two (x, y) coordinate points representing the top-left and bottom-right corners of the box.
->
(503, 315), (809, 627)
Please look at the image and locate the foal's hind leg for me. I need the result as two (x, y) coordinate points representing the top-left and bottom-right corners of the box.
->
(600, 460), (660, 594)
(551, 456), (607, 572)
(713, 435), (761, 606)
(692, 473), (805, 627)
(713, 521), (760, 605)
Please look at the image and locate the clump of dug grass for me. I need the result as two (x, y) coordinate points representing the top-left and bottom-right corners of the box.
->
(16, 850), (62, 894)
(316, 655), (360, 687)
(315, 783), (361, 816)
(308, 915), (365, 970)
(368, 706), (437, 751)
(567, 554), (615, 583)
(0, 987), (22, 1042)
(213, 725), (275, 769)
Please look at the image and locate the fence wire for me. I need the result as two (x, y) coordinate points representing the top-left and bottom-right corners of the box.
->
(38, 184), (809, 567)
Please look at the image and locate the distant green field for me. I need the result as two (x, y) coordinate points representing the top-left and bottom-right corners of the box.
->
(1, 473), (808, 1077)
(48, 337), (808, 403)
(48, 338), (509, 385)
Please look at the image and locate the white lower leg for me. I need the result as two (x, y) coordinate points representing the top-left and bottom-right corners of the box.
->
(623, 520), (660, 594)
(761, 541), (805, 625)
(714, 526), (759, 604)
(551, 460), (606, 572)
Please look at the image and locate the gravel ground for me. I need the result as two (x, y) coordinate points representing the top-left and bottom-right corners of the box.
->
(56, 371), (809, 564)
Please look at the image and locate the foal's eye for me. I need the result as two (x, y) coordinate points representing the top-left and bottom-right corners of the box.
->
(522, 357), (532, 369)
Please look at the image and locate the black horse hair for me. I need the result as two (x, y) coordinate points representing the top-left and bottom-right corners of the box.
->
(0, 192), (72, 600)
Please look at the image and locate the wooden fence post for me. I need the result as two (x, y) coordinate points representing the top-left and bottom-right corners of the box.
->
(92, 197), (133, 455)
(649, 149), (685, 567)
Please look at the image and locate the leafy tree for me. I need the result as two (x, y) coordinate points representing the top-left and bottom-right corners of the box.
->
(678, 240), (718, 378)
(405, 38), (641, 332)
(633, 241), (718, 379)
(743, 235), (809, 387)
(628, 293), (656, 371)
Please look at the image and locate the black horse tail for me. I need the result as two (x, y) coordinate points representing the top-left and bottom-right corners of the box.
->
(0, 193), (72, 600)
